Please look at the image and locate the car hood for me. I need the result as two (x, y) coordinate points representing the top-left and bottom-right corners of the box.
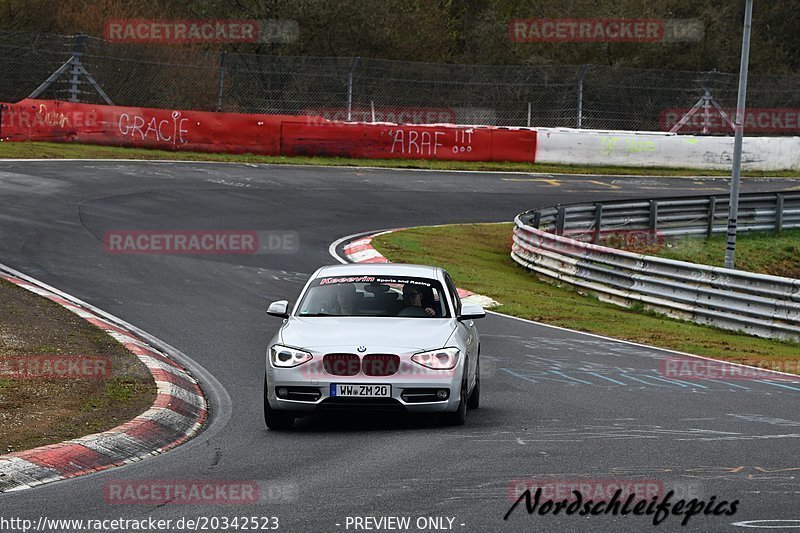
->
(280, 317), (456, 351)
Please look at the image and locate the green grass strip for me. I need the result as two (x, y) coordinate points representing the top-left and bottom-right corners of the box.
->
(650, 229), (800, 279)
(1, 141), (799, 177)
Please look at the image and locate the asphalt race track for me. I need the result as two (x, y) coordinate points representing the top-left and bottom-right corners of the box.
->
(0, 161), (799, 532)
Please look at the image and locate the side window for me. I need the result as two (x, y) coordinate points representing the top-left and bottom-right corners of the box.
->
(444, 273), (461, 316)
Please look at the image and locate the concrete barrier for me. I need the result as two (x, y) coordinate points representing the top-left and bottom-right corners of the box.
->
(535, 127), (800, 171)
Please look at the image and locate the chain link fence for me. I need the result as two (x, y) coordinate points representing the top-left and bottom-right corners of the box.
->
(3, 30), (800, 134)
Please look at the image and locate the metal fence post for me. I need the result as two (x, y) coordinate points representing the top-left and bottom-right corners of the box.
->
(576, 64), (589, 128)
(347, 57), (360, 122)
(527, 102), (531, 127)
(68, 34), (87, 102)
(776, 193), (784, 232)
(706, 196), (717, 238)
(533, 211), (541, 229)
(671, 69), (735, 134)
(724, 0), (754, 269)
(215, 51), (226, 112)
(702, 70), (714, 133)
(29, 32), (112, 105)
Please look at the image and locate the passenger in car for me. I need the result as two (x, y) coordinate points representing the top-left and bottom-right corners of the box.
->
(401, 285), (437, 317)
(420, 286), (442, 316)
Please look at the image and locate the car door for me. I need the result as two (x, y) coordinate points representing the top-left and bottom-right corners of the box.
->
(444, 272), (478, 390)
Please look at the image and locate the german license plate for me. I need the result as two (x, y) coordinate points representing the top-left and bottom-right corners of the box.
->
(331, 384), (391, 397)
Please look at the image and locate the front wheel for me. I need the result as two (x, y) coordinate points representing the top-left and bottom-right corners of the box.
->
(263, 374), (295, 430)
(442, 378), (467, 426)
(467, 358), (480, 410)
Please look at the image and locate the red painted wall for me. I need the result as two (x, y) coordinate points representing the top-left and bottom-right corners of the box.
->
(281, 121), (536, 162)
(0, 99), (536, 162)
(0, 99), (293, 155)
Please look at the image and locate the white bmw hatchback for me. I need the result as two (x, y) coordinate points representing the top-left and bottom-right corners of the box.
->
(264, 263), (484, 430)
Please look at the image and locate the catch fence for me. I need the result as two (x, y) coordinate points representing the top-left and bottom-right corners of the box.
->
(2, 30), (800, 133)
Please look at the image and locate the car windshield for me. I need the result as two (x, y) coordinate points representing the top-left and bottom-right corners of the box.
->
(296, 275), (451, 318)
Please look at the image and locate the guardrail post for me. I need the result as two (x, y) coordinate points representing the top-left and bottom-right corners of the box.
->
(593, 203), (603, 243)
(532, 211), (541, 229)
(775, 193), (784, 232)
(706, 196), (717, 238)
(649, 200), (659, 239)
(556, 206), (566, 236)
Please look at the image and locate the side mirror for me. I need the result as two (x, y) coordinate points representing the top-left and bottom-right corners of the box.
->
(267, 300), (290, 319)
(458, 303), (485, 321)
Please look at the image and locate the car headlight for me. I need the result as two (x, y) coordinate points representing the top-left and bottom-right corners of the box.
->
(411, 347), (460, 370)
(270, 345), (312, 368)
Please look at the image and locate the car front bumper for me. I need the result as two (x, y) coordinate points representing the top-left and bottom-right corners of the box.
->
(266, 362), (464, 414)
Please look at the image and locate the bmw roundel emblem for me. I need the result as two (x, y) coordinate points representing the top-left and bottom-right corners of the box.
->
(357, 345), (367, 353)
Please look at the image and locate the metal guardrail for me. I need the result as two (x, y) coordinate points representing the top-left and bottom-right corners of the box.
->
(511, 191), (800, 340)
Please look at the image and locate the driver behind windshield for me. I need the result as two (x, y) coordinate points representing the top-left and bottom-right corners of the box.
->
(402, 284), (436, 317)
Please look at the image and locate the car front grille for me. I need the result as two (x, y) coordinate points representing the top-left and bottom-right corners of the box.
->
(323, 353), (360, 376)
(362, 354), (400, 376)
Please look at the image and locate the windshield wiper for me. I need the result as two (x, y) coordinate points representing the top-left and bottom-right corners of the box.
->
(298, 312), (339, 317)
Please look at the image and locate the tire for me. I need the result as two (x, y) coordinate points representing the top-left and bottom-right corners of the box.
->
(467, 357), (480, 410)
(263, 374), (295, 430)
(442, 377), (467, 426)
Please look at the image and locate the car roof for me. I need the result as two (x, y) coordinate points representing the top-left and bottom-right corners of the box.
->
(313, 263), (442, 279)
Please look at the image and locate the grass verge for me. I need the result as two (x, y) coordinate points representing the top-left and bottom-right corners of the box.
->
(1, 140), (799, 178)
(372, 223), (800, 373)
(0, 278), (156, 453)
(648, 229), (800, 279)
